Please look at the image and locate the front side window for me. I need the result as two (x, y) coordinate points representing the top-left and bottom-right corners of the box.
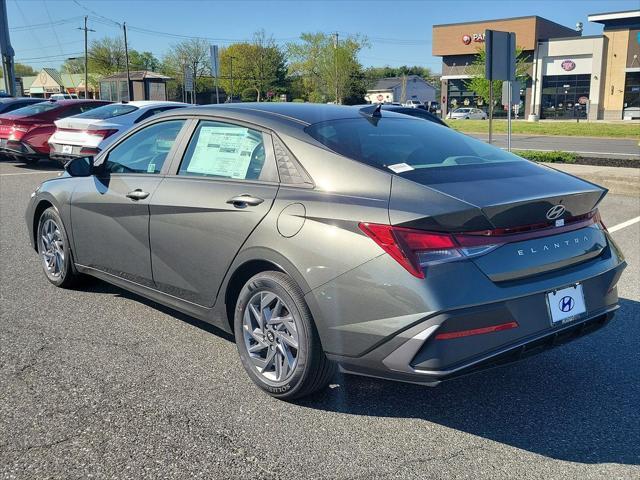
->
(178, 120), (267, 181)
(103, 120), (185, 174)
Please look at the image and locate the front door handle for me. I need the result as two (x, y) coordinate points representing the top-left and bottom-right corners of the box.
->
(226, 194), (264, 208)
(126, 189), (150, 201)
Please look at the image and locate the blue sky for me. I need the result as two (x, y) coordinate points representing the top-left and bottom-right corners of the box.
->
(8, 0), (639, 73)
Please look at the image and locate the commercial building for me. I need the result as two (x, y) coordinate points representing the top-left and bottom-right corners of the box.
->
(365, 75), (436, 104)
(20, 68), (96, 98)
(432, 10), (640, 120)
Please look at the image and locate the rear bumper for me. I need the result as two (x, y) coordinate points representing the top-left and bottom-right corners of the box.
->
(332, 307), (618, 386)
(308, 231), (626, 385)
(1, 140), (47, 160)
(48, 142), (99, 164)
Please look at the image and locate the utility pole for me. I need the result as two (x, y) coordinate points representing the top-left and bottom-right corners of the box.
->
(192, 60), (197, 104)
(333, 32), (339, 104)
(77, 16), (95, 99)
(123, 22), (132, 101)
(0, 0), (16, 96)
(229, 56), (234, 103)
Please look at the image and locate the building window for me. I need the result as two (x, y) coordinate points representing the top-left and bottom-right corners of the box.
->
(540, 74), (591, 119)
(623, 72), (640, 119)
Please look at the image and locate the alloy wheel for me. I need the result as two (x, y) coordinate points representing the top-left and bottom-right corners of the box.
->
(242, 291), (299, 382)
(39, 218), (65, 278)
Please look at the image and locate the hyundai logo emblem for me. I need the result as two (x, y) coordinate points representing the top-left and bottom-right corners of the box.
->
(559, 296), (575, 313)
(546, 205), (566, 220)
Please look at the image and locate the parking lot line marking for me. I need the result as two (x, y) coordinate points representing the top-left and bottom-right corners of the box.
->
(609, 216), (640, 233)
(0, 171), (59, 176)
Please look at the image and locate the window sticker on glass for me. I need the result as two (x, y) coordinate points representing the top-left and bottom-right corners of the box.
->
(186, 125), (261, 178)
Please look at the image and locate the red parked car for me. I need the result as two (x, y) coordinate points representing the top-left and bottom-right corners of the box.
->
(0, 99), (110, 164)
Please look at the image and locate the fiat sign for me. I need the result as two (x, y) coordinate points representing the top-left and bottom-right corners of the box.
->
(561, 60), (576, 71)
(462, 35), (471, 45)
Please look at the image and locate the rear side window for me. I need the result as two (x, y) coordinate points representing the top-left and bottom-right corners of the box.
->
(178, 120), (269, 181)
(73, 103), (138, 119)
(305, 117), (525, 171)
(9, 102), (60, 116)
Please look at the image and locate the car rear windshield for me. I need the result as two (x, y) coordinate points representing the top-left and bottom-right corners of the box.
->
(305, 117), (525, 171)
(10, 102), (60, 116)
(73, 103), (138, 119)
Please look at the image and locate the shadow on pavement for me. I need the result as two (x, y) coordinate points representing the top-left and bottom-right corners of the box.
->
(298, 297), (640, 466)
(75, 274), (639, 465)
(0, 155), (62, 170)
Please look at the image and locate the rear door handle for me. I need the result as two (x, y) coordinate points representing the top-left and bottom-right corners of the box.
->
(126, 189), (150, 200)
(226, 194), (264, 208)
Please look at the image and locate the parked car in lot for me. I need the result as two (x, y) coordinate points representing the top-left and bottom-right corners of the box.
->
(403, 100), (423, 108)
(50, 93), (79, 100)
(48, 101), (188, 164)
(0, 99), (109, 163)
(0, 97), (44, 114)
(366, 104), (448, 127)
(26, 103), (625, 400)
(0, 97), (46, 152)
(448, 107), (487, 120)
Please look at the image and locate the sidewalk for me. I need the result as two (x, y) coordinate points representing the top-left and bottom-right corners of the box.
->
(542, 163), (640, 197)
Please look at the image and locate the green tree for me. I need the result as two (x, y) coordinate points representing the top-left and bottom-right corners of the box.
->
(219, 31), (286, 101)
(3, 63), (37, 77)
(61, 57), (85, 74)
(287, 32), (369, 104)
(129, 51), (160, 71)
(464, 46), (529, 112)
(161, 38), (211, 93)
(365, 65), (436, 85)
(88, 37), (127, 76)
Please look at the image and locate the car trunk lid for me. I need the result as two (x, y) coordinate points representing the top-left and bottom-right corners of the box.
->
(388, 161), (608, 281)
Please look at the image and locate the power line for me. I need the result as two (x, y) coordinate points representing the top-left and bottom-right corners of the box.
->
(16, 52), (84, 62)
(9, 16), (84, 31)
(71, 0), (121, 26)
(42, 0), (65, 56)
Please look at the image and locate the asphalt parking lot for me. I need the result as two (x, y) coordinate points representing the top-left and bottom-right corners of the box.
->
(1, 159), (639, 480)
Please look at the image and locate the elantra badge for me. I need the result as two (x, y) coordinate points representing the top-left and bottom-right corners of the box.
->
(546, 205), (566, 220)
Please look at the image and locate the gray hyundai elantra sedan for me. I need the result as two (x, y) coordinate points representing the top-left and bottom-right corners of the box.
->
(26, 103), (626, 399)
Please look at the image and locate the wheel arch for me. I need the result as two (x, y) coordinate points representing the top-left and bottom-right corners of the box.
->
(220, 248), (313, 334)
(31, 198), (56, 251)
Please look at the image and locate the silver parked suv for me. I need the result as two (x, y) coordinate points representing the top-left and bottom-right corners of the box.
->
(26, 103), (625, 399)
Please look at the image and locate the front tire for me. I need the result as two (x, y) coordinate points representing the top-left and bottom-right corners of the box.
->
(234, 271), (336, 400)
(37, 207), (80, 288)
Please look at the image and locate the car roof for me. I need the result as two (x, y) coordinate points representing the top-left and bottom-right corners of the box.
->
(153, 102), (413, 138)
(123, 100), (188, 108)
(0, 97), (43, 104)
(45, 99), (109, 106)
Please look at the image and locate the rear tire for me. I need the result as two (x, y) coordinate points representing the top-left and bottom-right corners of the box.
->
(234, 271), (336, 400)
(37, 207), (80, 288)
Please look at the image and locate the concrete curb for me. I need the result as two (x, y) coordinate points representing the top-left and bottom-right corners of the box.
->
(541, 163), (640, 197)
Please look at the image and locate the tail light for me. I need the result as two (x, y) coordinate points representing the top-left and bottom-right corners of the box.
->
(359, 209), (602, 279)
(8, 125), (32, 141)
(359, 223), (499, 279)
(86, 129), (118, 140)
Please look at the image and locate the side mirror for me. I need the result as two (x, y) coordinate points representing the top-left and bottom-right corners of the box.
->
(64, 156), (93, 177)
